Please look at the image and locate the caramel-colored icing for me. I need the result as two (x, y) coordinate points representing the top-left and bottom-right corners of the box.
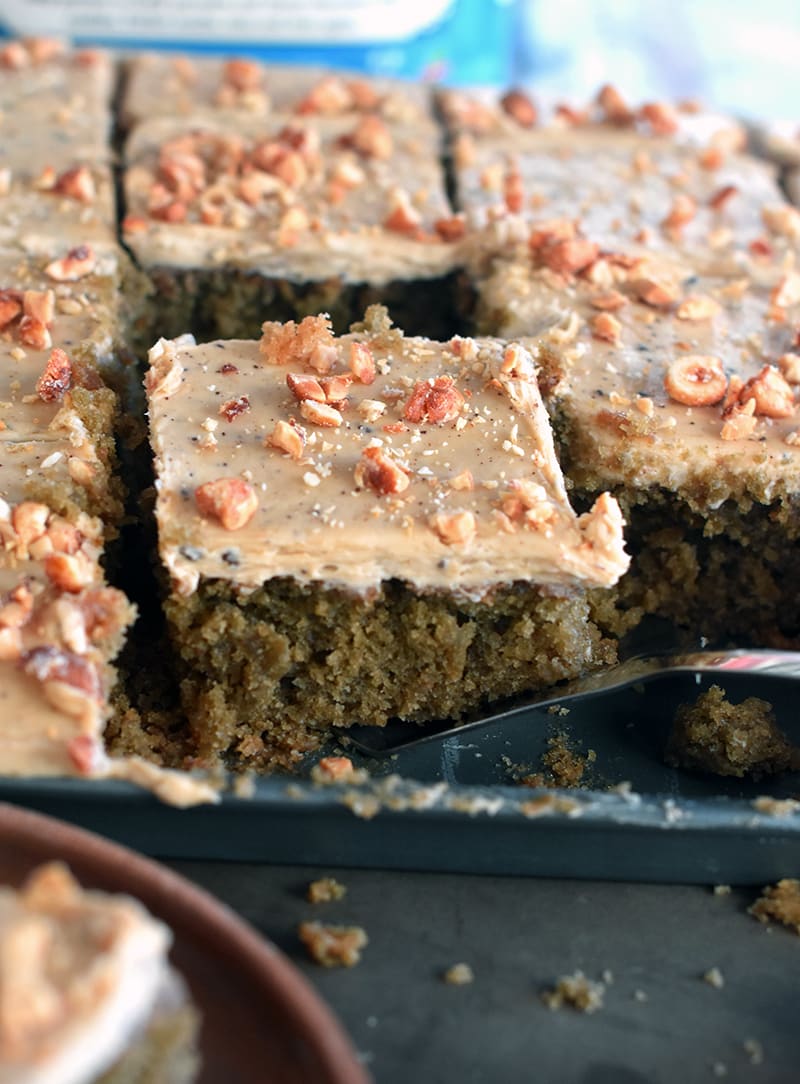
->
(124, 115), (458, 285)
(481, 253), (800, 507)
(147, 319), (629, 599)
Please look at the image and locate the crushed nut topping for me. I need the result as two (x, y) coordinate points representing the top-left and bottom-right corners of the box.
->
(591, 312), (622, 344)
(299, 399), (343, 427)
(500, 88), (538, 127)
(195, 478), (258, 530)
(219, 395), (250, 422)
(354, 446), (410, 495)
(36, 348), (72, 402)
(44, 245), (96, 282)
(597, 84), (633, 125)
(738, 365), (795, 418)
(664, 355), (727, 407)
(404, 376), (465, 425)
(429, 510), (477, 545)
(676, 295), (721, 321)
(266, 418), (306, 459)
(349, 341), (376, 384)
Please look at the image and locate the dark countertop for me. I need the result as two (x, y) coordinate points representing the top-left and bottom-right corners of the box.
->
(169, 861), (800, 1084)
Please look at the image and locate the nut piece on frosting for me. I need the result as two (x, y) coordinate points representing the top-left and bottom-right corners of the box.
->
(195, 478), (258, 530)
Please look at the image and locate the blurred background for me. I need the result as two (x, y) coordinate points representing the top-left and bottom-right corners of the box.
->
(2, 0), (800, 117)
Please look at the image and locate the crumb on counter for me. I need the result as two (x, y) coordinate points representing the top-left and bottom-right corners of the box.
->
(307, 877), (347, 904)
(541, 970), (606, 1013)
(298, 920), (368, 967)
(442, 963), (475, 986)
(749, 879), (800, 934)
(703, 967), (725, 989)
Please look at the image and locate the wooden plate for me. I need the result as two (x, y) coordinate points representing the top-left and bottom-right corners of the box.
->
(0, 802), (370, 1084)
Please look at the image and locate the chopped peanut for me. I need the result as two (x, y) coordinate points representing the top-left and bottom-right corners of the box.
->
(44, 245), (96, 282)
(18, 317), (51, 351)
(429, 511), (477, 545)
(260, 315), (335, 368)
(299, 399), (343, 427)
(36, 348), (72, 402)
(287, 372), (326, 402)
(221, 57), (262, 91)
(434, 215), (467, 242)
(349, 341), (376, 384)
(676, 295), (721, 321)
(597, 84), (632, 124)
(762, 203), (800, 239)
(53, 166), (96, 203)
(22, 290), (55, 326)
(384, 189), (422, 236)
(404, 376), (465, 425)
(266, 419), (306, 460)
(778, 353), (800, 385)
(347, 114), (393, 159)
(662, 194), (696, 232)
(634, 278), (679, 308)
(591, 312), (622, 344)
(721, 399), (757, 441)
(219, 395), (250, 422)
(590, 291), (627, 311)
(664, 355), (727, 406)
(195, 478), (258, 530)
(500, 89), (538, 127)
(540, 238), (598, 275)
(639, 101), (679, 135)
(354, 447), (410, 495)
(315, 756), (356, 781)
(739, 365), (795, 418)
(319, 374), (352, 403)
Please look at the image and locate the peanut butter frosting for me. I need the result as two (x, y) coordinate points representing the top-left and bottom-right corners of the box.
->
(0, 862), (182, 1084)
(480, 250), (800, 507)
(122, 52), (435, 130)
(124, 114), (459, 285)
(147, 311), (629, 599)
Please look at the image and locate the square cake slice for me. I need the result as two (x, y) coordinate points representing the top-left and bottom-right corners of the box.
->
(146, 308), (628, 768)
(123, 113), (462, 341)
(479, 244), (800, 642)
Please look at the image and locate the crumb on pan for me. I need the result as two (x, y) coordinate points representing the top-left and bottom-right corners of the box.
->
(541, 970), (605, 1013)
(298, 921), (368, 967)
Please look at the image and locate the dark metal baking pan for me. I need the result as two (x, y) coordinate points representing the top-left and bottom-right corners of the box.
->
(3, 668), (800, 884)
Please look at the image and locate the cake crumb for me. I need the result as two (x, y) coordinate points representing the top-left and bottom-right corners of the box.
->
(749, 879), (800, 934)
(665, 685), (800, 779)
(442, 962), (474, 986)
(231, 772), (256, 799)
(752, 796), (800, 817)
(547, 704), (570, 717)
(307, 877), (347, 904)
(711, 1061), (728, 1078)
(298, 921), (368, 967)
(712, 884), (732, 896)
(541, 970), (605, 1013)
(703, 967), (725, 989)
(743, 1038), (764, 1065)
(633, 989), (648, 1003)
(311, 756), (368, 785)
(520, 734), (596, 789)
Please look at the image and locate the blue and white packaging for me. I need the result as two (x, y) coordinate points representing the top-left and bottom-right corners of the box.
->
(0, 0), (517, 85)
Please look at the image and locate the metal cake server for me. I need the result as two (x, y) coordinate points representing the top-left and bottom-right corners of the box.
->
(343, 648), (800, 756)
